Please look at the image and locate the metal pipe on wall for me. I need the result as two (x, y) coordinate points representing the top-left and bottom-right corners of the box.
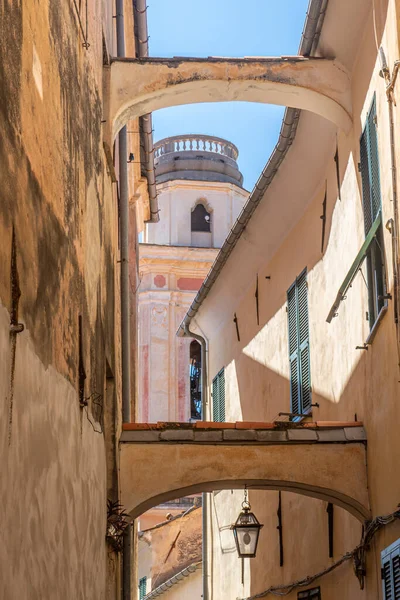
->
(133, 0), (159, 223)
(184, 323), (210, 600)
(116, 0), (132, 597)
(380, 49), (400, 360)
(116, 0), (131, 425)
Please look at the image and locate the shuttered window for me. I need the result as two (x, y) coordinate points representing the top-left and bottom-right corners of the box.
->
(381, 539), (400, 599)
(298, 588), (321, 599)
(212, 369), (225, 422)
(360, 95), (381, 235)
(139, 576), (147, 600)
(287, 270), (311, 417)
(359, 94), (386, 329)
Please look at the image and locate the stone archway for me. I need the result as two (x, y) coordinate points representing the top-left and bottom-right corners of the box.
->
(103, 56), (352, 147)
(120, 422), (369, 522)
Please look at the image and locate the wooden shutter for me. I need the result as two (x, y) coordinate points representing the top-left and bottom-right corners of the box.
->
(139, 577), (147, 600)
(298, 587), (321, 599)
(287, 270), (311, 416)
(368, 97), (381, 222)
(382, 557), (393, 599)
(360, 95), (381, 235)
(219, 370), (225, 422)
(394, 554), (400, 598)
(288, 283), (300, 415)
(381, 540), (400, 599)
(298, 271), (311, 414)
(213, 369), (225, 422)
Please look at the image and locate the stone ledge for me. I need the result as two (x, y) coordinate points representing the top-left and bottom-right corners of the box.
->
(223, 429), (258, 441)
(122, 420), (364, 431)
(160, 430), (194, 441)
(287, 429), (318, 441)
(120, 424), (367, 444)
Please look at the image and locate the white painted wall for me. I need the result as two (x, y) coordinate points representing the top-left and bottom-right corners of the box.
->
(145, 180), (248, 249)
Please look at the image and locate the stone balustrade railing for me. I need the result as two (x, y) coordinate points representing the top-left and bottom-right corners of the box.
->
(154, 134), (239, 160)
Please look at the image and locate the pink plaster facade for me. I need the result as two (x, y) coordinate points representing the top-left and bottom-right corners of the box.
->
(137, 172), (248, 423)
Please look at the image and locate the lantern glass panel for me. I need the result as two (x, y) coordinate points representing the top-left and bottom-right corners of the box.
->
(234, 526), (259, 557)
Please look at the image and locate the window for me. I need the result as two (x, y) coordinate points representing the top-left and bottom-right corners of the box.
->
(190, 341), (202, 420)
(191, 203), (211, 232)
(287, 269), (311, 417)
(360, 95), (386, 329)
(298, 588), (321, 599)
(212, 369), (225, 422)
(191, 202), (212, 248)
(381, 539), (400, 599)
(139, 576), (147, 600)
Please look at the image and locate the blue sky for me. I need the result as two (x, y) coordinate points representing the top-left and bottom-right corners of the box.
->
(147, 0), (309, 190)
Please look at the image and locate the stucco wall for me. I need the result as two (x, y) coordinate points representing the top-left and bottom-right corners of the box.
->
(0, 0), (142, 597)
(145, 180), (248, 248)
(190, 0), (400, 598)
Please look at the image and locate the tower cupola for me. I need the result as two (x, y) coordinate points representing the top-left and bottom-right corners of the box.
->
(154, 134), (244, 187)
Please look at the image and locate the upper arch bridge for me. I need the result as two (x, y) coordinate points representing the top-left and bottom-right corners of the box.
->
(103, 56), (352, 149)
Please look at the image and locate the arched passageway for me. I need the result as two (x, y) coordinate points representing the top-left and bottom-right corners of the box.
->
(120, 422), (369, 522)
(104, 56), (352, 146)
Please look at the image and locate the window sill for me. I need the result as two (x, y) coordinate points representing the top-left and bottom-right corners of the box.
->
(366, 304), (388, 345)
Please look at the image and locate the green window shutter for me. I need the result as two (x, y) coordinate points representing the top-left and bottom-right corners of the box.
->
(219, 370), (225, 422)
(139, 577), (147, 599)
(394, 554), (400, 596)
(287, 270), (311, 416)
(367, 97), (381, 223)
(360, 95), (381, 235)
(298, 588), (321, 599)
(212, 374), (219, 422)
(212, 369), (225, 422)
(297, 271), (311, 414)
(382, 557), (393, 599)
(360, 126), (373, 233)
(288, 283), (300, 415)
(381, 539), (400, 599)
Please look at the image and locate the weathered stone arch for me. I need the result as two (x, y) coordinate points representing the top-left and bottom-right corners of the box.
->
(120, 425), (369, 522)
(104, 57), (352, 148)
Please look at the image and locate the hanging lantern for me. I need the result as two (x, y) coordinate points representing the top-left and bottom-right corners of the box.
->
(232, 488), (263, 558)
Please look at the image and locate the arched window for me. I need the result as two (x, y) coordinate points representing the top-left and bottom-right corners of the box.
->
(191, 203), (211, 232)
(190, 341), (202, 420)
(191, 202), (212, 247)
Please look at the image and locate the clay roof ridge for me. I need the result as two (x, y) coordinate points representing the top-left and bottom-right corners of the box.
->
(144, 561), (202, 599)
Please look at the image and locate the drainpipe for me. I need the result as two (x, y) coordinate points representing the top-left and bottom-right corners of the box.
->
(117, 0), (131, 426)
(133, 0), (159, 223)
(380, 49), (400, 361)
(116, 0), (132, 598)
(184, 323), (210, 600)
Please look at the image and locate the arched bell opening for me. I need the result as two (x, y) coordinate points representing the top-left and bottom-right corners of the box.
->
(190, 340), (202, 419)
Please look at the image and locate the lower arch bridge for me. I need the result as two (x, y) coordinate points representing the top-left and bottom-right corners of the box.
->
(120, 421), (369, 522)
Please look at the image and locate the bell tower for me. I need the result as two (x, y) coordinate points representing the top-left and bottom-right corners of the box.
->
(138, 134), (248, 423)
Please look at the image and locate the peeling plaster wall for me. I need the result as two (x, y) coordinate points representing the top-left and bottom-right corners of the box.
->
(190, 0), (400, 598)
(0, 0), (141, 596)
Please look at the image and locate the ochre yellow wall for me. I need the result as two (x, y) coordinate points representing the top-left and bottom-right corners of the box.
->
(0, 0), (143, 597)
